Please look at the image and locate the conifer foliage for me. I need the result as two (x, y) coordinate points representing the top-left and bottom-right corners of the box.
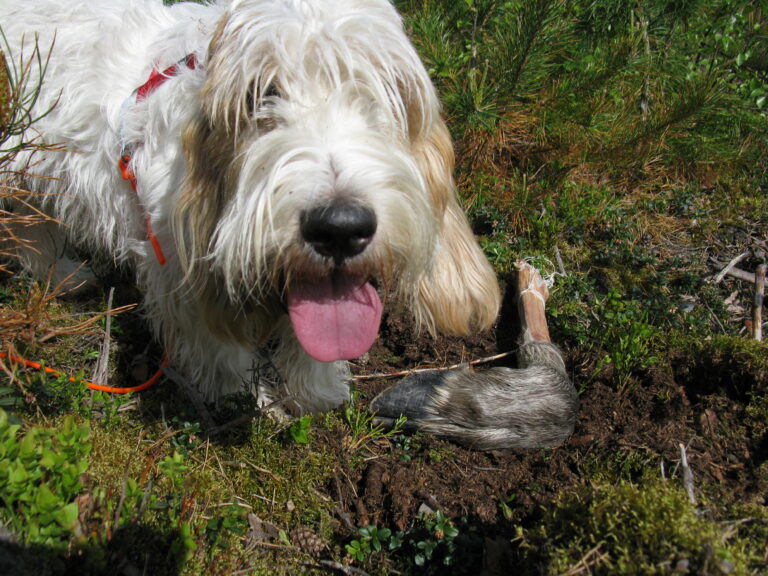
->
(398, 0), (767, 193)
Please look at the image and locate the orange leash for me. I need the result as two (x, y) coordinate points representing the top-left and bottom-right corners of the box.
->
(119, 154), (167, 266)
(0, 351), (165, 394)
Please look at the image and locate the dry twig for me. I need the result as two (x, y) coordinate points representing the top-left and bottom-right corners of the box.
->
(90, 286), (114, 387)
(753, 264), (765, 341)
(301, 560), (372, 576)
(353, 350), (517, 382)
(713, 252), (750, 284)
(679, 443), (696, 505)
(710, 258), (768, 288)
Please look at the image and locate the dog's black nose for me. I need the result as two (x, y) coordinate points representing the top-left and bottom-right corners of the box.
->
(301, 202), (377, 263)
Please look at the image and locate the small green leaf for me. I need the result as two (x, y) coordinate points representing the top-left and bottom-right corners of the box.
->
(54, 502), (79, 529)
(9, 463), (29, 485)
(19, 430), (38, 459)
(34, 485), (60, 514)
(288, 415), (312, 444)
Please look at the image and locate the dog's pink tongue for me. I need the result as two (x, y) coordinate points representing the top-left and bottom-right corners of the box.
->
(288, 274), (382, 363)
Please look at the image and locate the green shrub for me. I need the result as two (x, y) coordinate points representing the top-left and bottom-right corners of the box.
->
(0, 409), (91, 547)
(593, 290), (659, 388)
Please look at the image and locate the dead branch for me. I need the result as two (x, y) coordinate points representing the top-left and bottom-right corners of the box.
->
(679, 443), (696, 506)
(90, 286), (114, 386)
(0, 271), (136, 347)
(561, 544), (609, 576)
(301, 560), (371, 576)
(754, 264), (765, 341)
(713, 252), (750, 284)
(710, 258), (768, 288)
(37, 303), (135, 343)
(353, 349), (517, 381)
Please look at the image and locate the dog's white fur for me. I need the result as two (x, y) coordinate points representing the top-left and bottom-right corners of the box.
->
(2, 0), (500, 413)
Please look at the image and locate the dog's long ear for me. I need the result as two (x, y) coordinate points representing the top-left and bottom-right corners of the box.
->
(412, 119), (501, 336)
(175, 114), (226, 276)
(175, 114), (283, 345)
(174, 13), (238, 277)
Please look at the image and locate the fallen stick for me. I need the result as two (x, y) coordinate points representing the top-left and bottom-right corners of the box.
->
(754, 264), (766, 341)
(713, 251), (749, 284)
(679, 443), (696, 506)
(302, 560), (371, 576)
(353, 349), (517, 381)
(710, 259), (768, 288)
(90, 286), (114, 387)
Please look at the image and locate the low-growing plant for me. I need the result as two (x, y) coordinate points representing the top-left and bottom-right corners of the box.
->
(158, 450), (189, 492)
(345, 524), (400, 562)
(513, 476), (759, 575)
(286, 414), (312, 444)
(592, 290), (659, 389)
(204, 504), (248, 554)
(170, 417), (203, 453)
(0, 384), (22, 410)
(413, 509), (461, 568)
(0, 409), (91, 547)
(392, 433), (415, 462)
(344, 510), (462, 572)
(344, 396), (407, 452)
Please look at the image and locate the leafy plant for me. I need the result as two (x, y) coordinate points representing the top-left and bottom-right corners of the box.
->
(170, 417), (203, 453)
(413, 509), (461, 568)
(158, 450), (188, 492)
(287, 414), (312, 444)
(170, 520), (198, 564)
(344, 511), (462, 570)
(0, 385), (22, 410)
(393, 433), (415, 462)
(593, 290), (659, 388)
(0, 409), (91, 546)
(345, 524), (400, 562)
(204, 504), (248, 553)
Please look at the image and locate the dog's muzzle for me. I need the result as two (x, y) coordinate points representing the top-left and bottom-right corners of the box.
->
(287, 200), (382, 363)
(301, 201), (377, 265)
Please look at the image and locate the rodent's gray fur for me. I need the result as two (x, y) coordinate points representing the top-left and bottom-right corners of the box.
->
(371, 342), (578, 450)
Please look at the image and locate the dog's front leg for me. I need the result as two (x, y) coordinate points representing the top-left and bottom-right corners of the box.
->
(269, 319), (352, 415)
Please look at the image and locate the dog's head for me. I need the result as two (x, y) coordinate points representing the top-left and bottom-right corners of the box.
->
(174, 0), (500, 360)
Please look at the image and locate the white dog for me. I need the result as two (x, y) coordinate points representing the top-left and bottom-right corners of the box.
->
(2, 0), (576, 448)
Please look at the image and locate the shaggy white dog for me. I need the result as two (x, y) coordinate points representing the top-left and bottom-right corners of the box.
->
(1, 0), (499, 411)
(2, 0), (577, 448)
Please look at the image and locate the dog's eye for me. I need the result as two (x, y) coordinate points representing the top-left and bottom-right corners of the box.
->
(262, 84), (280, 100)
(245, 86), (257, 115)
(246, 83), (280, 115)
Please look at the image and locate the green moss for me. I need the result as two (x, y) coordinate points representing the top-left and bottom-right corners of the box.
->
(515, 477), (761, 575)
(670, 335), (768, 396)
(84, 414), (338, 574)
(210, 418), (336, 525)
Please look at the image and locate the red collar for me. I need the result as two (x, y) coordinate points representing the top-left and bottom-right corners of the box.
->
(135, 53), (198, 101)
(119, 54), (198, 267)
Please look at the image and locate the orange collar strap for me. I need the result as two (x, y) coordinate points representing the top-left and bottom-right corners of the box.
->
(118, 54), (198, 267)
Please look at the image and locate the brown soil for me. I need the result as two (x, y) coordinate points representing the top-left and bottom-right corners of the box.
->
(316, 279), (766, 573)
